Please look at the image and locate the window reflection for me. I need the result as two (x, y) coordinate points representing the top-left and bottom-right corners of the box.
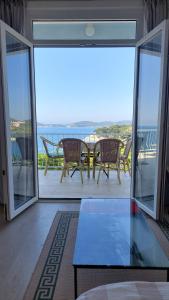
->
(6, 33), (35, 209)
(134, 32), (162, 211)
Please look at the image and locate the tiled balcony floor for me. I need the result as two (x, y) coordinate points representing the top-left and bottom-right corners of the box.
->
(38, 169), (131, 198)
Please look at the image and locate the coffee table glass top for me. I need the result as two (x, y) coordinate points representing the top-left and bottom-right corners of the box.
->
(73, 198), (169, 268)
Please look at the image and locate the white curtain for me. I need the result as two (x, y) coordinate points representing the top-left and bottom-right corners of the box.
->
(0, 0), (26, 34)
(144, 0), (168, 33)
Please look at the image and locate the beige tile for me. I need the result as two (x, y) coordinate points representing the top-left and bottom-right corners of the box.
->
(39, 169), (131, 198)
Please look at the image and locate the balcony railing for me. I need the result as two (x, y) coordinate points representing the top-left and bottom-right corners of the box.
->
(37, 128), (157, 169)
(9, 128), (157, 169)
(37, 132), (104, 169)
(37, 133), (100, 154)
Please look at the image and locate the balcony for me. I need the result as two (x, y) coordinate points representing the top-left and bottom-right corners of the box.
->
(38, 132), (131, 199)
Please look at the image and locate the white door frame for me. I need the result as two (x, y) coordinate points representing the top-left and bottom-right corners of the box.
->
(0, 20), (38, 220)
(131, 19), (169, 219)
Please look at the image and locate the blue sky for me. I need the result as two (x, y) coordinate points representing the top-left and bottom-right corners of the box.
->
(34, 47), (135, 124)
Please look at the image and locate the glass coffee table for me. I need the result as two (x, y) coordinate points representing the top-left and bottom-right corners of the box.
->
(73, 198), (169, 298)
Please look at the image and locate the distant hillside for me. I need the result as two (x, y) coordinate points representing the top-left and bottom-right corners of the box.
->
(69, 121), (114, 127)
(114, 120), (131, 125)
(37, 122), (66, 127)
(68, 120), (131, 127)
(37, 120), (131, 127)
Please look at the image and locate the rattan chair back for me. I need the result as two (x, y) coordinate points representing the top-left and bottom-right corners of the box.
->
(95, 138), (122, 164)
(59, 138), (82, 163)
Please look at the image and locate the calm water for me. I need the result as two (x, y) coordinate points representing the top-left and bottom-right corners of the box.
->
(37, 126), (96, 153)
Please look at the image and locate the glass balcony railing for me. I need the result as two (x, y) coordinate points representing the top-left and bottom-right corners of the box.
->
(37, 128), (157, 170)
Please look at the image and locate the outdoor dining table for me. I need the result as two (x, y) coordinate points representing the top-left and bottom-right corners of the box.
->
(85, 142), (100, 178)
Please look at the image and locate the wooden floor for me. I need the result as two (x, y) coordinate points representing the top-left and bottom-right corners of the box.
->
(39, 169), (131, 198)
(0, 202), (168, 300)
(0, 202), (80, 300)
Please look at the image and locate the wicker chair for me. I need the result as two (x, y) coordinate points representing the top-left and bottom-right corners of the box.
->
(40, 136), (64, 175)
(120, 139), (132, 175)
(59, 138), (90, 184)
(93, 138), (124, 184)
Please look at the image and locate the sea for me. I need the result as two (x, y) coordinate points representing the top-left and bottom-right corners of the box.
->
(37, 126), (96, 153)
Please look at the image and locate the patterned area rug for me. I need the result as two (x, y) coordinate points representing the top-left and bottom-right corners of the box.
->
(24, 211), (79, 300)
(24, 211), (167, 300)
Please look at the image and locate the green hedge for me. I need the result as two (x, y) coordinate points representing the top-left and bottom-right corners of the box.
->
(38, 153), (64, 170)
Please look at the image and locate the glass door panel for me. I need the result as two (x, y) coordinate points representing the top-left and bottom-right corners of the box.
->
(132, 21), (169, 219)
(135, 32), (162, 211)
(6, 33), (35, 210)
(0, 21), (38, 220)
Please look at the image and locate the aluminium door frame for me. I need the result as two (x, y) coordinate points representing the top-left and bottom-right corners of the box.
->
(131, 19), (169, 219)
(0, 20), (38, 220)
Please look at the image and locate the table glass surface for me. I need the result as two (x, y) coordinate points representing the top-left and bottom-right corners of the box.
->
(73, 198), (169, 268)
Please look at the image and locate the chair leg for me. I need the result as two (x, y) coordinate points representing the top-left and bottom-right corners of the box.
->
(87, 157), (90, 178)
(80, 166), (83, 184)
(93, 159), (96, 179)
(44, 158), (49, 176)
(117, 163), (121, 184)
(87, 165), (90, 178)
(64, 167), (67, 177)
(97, 167), (102, 184)
(60, 165), (66, 183)
(107, 164), (109, 178)
(126, 160), (131, 176)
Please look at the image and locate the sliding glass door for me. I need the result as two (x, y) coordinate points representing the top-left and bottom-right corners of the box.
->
(0, 21), (38, 220)
(132, 20), (169, 219)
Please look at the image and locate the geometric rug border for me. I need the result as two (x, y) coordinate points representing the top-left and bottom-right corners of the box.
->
(32, 211), (78, 300)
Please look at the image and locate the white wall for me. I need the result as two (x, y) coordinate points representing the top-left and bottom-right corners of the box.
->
(26, 0), (144, 43)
